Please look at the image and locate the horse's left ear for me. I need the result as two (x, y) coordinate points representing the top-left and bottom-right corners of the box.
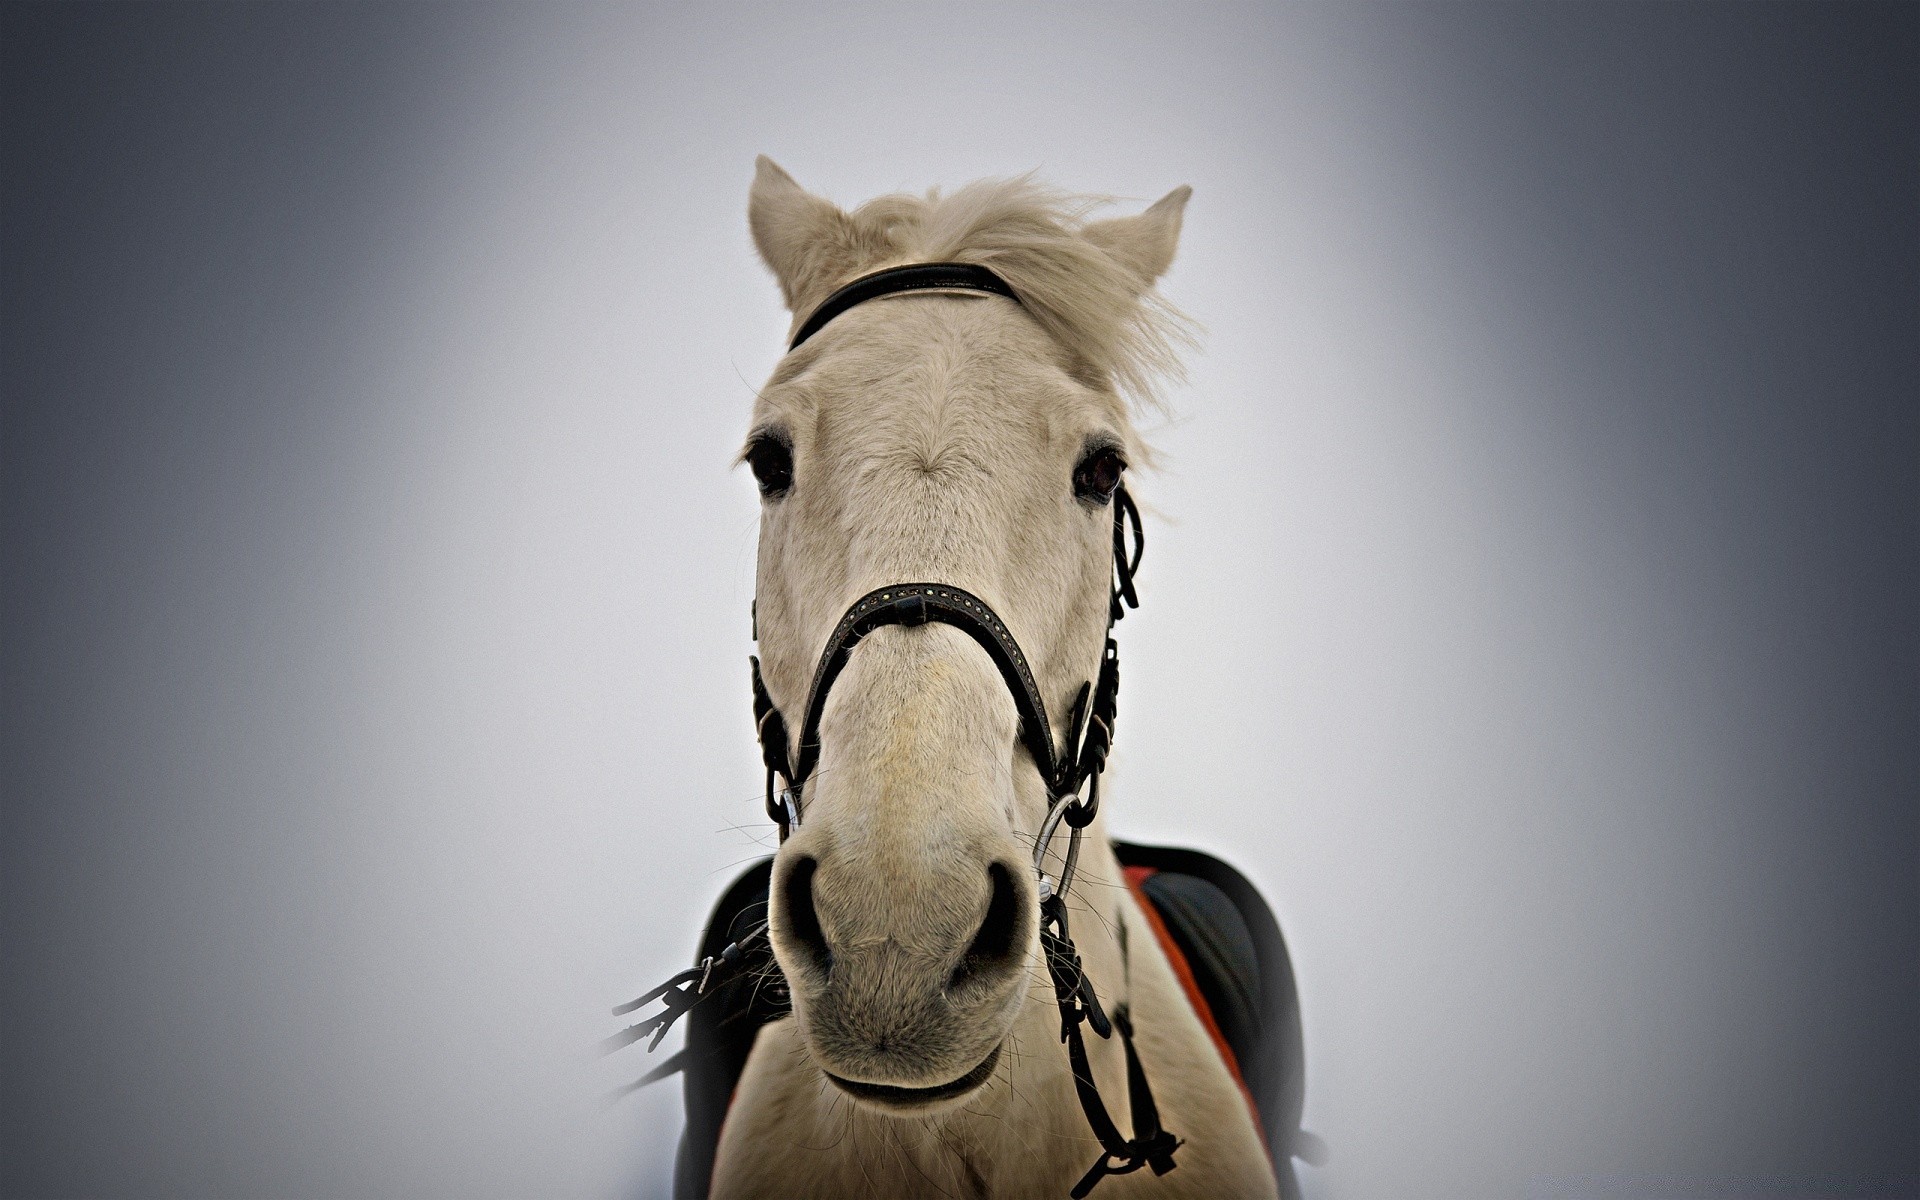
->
(1082, 186), (1191, 289)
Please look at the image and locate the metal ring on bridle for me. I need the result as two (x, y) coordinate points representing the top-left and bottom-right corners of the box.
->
(1033, 789), (1087, 901)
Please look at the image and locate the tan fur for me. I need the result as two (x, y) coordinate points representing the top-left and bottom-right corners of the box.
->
(716, 160), (1273, 1199)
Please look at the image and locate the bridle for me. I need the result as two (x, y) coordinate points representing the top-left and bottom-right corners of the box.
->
(613, 263), (1180, 1197)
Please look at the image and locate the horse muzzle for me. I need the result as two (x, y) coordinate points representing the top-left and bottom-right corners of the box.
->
(769, 842), (1033, 1107)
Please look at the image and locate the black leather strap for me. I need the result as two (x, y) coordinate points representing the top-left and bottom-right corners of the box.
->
(788, 583), (1061, 790)
(1039, 893), (1182, 1197)
(1110, 486), (1143, 622)
(789, 263), (1019, 351)
(752, 479), (1140, 838)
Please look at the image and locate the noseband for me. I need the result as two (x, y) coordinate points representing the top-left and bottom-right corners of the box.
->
(613, 263), (1180, 1196)
(750, 513), (1139, 839)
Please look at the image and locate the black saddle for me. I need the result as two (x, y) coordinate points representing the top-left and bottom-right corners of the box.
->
(666, 843), (1316, 1199)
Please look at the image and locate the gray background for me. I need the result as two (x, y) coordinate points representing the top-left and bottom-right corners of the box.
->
(4, 4), (1914, 1198)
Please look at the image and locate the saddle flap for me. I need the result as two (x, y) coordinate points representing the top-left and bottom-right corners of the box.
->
(1115, 841), (1312, 1199)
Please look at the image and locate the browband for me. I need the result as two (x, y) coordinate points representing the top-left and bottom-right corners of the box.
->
(789, 263), (1019, 350)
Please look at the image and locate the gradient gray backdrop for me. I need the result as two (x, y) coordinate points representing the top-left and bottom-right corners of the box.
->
(5, 4), (1915, 1198)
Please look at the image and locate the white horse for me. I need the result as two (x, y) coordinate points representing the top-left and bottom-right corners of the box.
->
(652, 160), (1284, 1199)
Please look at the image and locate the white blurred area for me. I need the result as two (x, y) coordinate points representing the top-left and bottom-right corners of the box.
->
(11, 4), (1905, 1198)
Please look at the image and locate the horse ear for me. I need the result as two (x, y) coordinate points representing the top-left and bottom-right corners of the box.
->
(749, 157), (858, 312)
(1082, 186), (1191, 289)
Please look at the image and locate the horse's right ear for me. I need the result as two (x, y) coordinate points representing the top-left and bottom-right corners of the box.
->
(749, 157), (857, 313)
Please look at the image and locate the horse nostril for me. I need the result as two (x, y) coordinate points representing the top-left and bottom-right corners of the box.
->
(779, 856), (833, 977)
(949, 862), (1022, 992)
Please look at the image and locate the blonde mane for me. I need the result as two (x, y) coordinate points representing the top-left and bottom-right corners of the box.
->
(772, 174), (1196, 411)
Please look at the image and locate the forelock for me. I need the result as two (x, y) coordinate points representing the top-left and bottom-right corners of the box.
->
(837, 177), (1195, 415)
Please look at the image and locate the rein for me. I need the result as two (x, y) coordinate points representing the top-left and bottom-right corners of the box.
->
(611, 262), (1179, 1195)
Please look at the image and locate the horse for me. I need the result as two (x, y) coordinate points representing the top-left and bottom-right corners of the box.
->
(611, 159), (1314, 1199)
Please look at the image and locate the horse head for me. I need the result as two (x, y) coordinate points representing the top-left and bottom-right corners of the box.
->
(743, 158), (1189, 1111)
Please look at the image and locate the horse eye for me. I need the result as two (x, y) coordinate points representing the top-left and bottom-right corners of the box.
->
(1072, 446), (1126, 504)
(745, 435), (793, 498)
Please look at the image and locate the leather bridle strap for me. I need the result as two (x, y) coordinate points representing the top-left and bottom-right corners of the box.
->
(749, 474), (1141, 830)
(799, 584), (1059, 789)
(750, 481), (1142, 840)
(789, 263), (1019, 351)
(1043, 896), (1182, 1196)
(1110, 485), (1143, 623)
(751, 583), (1086, 837)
